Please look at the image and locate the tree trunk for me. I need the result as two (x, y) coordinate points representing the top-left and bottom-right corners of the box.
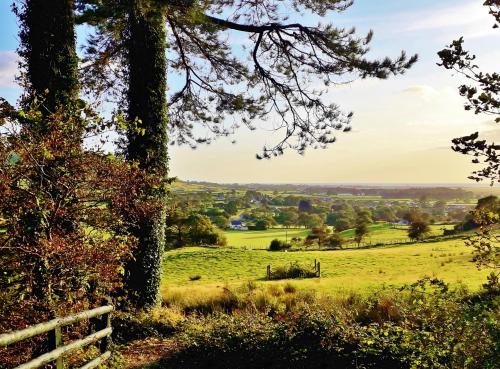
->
(124, 4), (168, 308)
(18, 0), (78, 116)
(16, 0), (78, 309)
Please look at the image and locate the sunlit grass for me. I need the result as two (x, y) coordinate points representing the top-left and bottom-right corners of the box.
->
(161, 238), (490, 301)
(224, 228), (310, 248)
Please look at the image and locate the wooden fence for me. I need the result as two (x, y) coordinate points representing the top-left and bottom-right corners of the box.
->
(0, 305), (113, 369)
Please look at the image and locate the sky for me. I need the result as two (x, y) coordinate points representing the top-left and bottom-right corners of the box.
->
(0, 0), (499, 185)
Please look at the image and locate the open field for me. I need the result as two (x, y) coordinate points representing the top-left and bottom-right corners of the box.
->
(223, 223), (455, 249)
(161, 238), (490, 299)
(224, 228), (310, 248)
(340, 222), (455, 245)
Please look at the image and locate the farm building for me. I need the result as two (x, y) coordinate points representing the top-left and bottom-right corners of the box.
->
(229, 220), (248, 230)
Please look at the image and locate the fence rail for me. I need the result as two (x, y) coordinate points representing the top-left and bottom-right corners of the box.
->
(0, 305), (113, 369)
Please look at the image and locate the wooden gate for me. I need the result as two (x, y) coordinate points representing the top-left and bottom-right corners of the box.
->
(0, 305), (113, 369)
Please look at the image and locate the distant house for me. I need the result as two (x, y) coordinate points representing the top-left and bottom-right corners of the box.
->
(392, 219), (410, 226)
(445, 204), (467, 211)
(229, 220), (248, 230)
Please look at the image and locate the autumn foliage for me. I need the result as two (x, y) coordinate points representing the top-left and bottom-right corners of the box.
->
(0, 99), (162, 365)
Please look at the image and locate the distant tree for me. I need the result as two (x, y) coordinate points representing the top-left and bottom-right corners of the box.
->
(165, 211), (226, 247)
(275, 209), (299, 228)
(431, 200), (447, 220)
(477, 195), (500, 212)
(373, 206), (397, 222)
(165, 207), (191, 247)
(325, 212), (338, 226)
(298, 213), (323, 229)
(223, 200), (239, 216)
(308, 225), (332, 247)
(298, 199), (313, 213)
(328, 232), (344, 249)
(253, 219), (271, 231)
(212, 215), (229, 229)
(403, 209), (430, 224)
(457, 195), (500, 231)
(333, 217), (353, 232)
(187, 214), (227, 246)
(354, 222), (369, 247)
(408, 220), (430, 241)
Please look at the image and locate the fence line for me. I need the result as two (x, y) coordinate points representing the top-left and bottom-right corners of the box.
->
(0, 305), (113, 369)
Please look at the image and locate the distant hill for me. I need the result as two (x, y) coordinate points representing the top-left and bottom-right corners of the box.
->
(172, 179), (489, 200)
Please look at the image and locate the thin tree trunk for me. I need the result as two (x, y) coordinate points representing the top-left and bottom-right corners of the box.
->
(124, 3), (168, 308)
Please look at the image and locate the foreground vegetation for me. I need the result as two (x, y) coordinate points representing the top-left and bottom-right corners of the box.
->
(115, 278), (499, 369)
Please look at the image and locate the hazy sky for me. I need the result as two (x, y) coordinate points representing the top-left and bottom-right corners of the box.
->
(0, 0), (498, 184)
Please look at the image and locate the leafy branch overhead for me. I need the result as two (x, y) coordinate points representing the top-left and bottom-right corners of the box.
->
(77, 0), (417, 158)
(438, 1), (500, 184)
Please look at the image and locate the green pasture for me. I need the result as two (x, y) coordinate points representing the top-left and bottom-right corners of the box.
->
(339, 222), (455, 245)
(161, 238), (490, 297)
(223, 222), (455, 249)
(224, 228), (310, 248)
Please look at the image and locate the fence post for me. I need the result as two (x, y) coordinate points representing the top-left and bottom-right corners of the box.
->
(47, 326), (64, 369)
(98, 299), (112, 353)
(266, 265), (271, 280)
(314, 259), (317, 270)
(47, 312), (64, 369)
(54, 326), (64, 369)
(316, 262), (321, 277)
(99, 311), (111, 353)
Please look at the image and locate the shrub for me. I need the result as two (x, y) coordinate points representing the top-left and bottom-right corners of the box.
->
(283, 282), (297, 294)
(269, 262), (317, 280)
(0, 103), (159, 366)
(157, 281), (499, 369)
(268, 239), (291, 251)
(189, 275), (202, 281)
(327, 232), (344, 249)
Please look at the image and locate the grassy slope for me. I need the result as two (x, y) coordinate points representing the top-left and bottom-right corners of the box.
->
(161, 238), (490, 298)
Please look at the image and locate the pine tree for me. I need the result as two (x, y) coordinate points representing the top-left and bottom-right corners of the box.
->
(77, 0), (417, 307)
(123, 3), (169, 307)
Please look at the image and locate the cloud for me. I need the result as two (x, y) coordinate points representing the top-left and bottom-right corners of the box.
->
(0, 51), (19, 88)
(402, 85), (439, 99)
(341, 1), (498, 42)
(404, 3), (492, 33)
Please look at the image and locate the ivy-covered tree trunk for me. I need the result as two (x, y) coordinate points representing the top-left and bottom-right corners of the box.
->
(124, 4), (169, 308)
(17, 0), (78, 115)
(15, 0), (79, 304)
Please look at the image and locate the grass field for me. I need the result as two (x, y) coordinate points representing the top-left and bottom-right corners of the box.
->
(224, 228), (310, 248)
(223, 223), (455, 249)
(340, 222), (454, 245)
(161, 238), (490, 299)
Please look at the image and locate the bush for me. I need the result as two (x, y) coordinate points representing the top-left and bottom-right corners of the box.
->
(269, 262), (317, 280)
(327, 232), (344, 249)
(268, 239), (291, 251)
(157, 281), (499, 369)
